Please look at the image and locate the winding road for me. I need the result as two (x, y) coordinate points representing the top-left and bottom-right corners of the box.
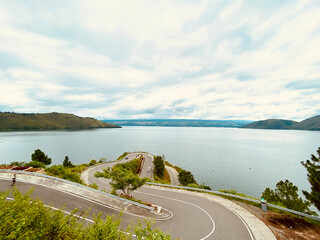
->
(0, 153), (275, 239)
(82, 153), (264, 239)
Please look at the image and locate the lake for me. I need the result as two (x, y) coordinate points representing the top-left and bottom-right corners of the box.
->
(0, 126), (319, 199)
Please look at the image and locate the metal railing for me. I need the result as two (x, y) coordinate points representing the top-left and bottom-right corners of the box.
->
(0, 169), (154, 211)
(146, 182), (320, 222)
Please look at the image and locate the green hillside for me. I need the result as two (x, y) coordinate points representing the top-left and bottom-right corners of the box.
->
(241, 119), (297, 130)
(0, 112), (120, 131)
(291, 115), (320, 131)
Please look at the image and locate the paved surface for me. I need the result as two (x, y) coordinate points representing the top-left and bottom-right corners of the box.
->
(83, 153), (276, 240)
(139, 153), (154, 180)
(165, 166), (179, 185)
(0, 153), (276, 240)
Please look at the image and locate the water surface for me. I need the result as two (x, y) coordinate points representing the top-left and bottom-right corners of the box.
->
(0, 127), (319, 199)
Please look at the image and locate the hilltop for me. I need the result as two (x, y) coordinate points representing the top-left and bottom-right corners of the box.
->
(241, 115), (320, 131)
(0, 112), (120, 131)
(241, 119), (297, 130)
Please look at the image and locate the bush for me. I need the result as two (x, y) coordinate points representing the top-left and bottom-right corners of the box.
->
(0, 189), (172, 239)
(178, 170), (196, 186)
(9, 161), (26, 166)
(187, 183), (199, 188)
(26, 161), (46, 168)
(89, 159), (97, 166)
(153, 156), (165, 178)
(45, 165), (82, 184)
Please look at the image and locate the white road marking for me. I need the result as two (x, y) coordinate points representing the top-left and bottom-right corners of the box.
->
(136, 190), (216, 240)
(226, 207), (255, 240)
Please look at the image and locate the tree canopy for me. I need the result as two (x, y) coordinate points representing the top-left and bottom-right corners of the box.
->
(95, 163), (147, 198)
(153, 155), (165, 178)
(262, 179), (315, 215)
(301, 147), (320, 211)
(31, 149), (52, 165)
(63, 156), (74, 168)
(178, 170), (196, 186)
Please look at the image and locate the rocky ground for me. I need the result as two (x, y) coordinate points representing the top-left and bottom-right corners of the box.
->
(236, 202), (320, 240)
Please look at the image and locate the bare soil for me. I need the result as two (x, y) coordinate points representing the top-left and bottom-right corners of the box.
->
(236, 201), (320, 240)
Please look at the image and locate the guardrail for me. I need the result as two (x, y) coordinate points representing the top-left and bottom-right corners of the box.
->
(0, 169), (154, 211)
(146, 182), (320, 222)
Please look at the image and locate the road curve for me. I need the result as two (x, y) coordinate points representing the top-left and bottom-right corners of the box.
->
(85, 153), (260, 239)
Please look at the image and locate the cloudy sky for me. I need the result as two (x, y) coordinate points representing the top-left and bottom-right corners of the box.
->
(0, 0), (319, 121)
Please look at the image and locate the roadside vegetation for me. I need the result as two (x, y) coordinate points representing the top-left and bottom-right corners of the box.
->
(153, 156), (171, 184)
(95, 156), (147, 198)
(0, 188), (171, 240)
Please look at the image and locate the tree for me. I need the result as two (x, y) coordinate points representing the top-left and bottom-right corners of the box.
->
(31, 149), (52, 165)
(262, 180), (315, 215)
(95, 167), (147, 198)
(63, 156), (74, 168)
(178, 170), (196, 186)
(301, 147), (320, 211)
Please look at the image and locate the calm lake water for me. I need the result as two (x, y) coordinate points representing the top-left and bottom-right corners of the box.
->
(0, 126), (319, 199)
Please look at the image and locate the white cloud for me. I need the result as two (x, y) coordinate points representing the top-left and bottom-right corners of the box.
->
(0, 0), (319, 120)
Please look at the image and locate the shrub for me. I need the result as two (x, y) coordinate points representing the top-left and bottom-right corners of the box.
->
(89, 159), (97, 166)
(9, 161), (26, 166)
(153, 156), (165, 178)
(0, 189), (172, 239)
(45, 165), (82, 184)
(26, 161), (46, 168)
(178, 170), (196, 186)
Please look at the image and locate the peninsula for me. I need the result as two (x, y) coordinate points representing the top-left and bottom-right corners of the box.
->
(0, 112), (120, 131)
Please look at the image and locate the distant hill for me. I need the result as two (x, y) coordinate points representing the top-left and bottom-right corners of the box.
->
(102, 119), (252, 128)
(291, 115), (320, 131)
(0, 112), (120, 131)
(241, 115), (320, 131)
(241, 119), (297, 129)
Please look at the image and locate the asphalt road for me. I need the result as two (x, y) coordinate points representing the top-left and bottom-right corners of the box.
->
(85, 153), (255, 239)
(165, 166), (179, 185)
(139, 153), (154, 180)
(0, 153), (256, 239)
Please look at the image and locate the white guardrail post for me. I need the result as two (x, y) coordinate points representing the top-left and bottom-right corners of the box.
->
(146, 182), (320, 222)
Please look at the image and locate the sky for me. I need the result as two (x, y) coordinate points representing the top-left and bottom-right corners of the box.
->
(0, 0), (319, 121)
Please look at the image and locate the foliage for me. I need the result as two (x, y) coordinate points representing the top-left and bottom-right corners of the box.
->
(301, 147), (320, 211)
(95, 167), (147, 197)
(26, 160), (46, 168)
(45, 165), (82, 184)
(9, 161), (26, 166)
(63, 156), (74, 168)
(116, 158), (142, 174)
(88, 183), (98, 190)
(117, 152), (129, 160)
(153, 155), (165, 178)
(187, 183), (199, 188)
(262, 180), (316, 215)
(0, 189), (171, 239)
(89, 159), (97, 166)
(178, 170), (196, 186)
(98, 158), (107, 163)
(199, 183), (212, 190)
(31, 149), (52, 165)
